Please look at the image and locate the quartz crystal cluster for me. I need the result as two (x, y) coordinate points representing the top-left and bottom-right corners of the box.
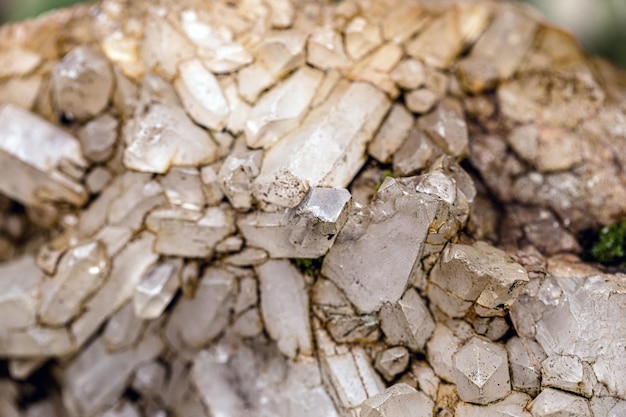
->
(1, 0), (626, 416)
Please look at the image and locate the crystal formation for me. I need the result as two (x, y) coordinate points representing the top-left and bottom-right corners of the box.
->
(1, 0), (626, 416)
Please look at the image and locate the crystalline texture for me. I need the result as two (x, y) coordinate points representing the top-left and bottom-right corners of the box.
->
(51, 46), (113, 121)
(322, 177), (440, 313)
(360, 383), (434, 417)
(0, 104), (87, 206)
(453, 337), (511, 405)
(133, 259), (182, 319)
(253, 80), (390, 208)
(529, 388), (592, 417)
(256, 260), (312, 358)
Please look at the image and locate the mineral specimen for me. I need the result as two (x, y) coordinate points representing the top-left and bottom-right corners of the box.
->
(1, 0), (626, 416)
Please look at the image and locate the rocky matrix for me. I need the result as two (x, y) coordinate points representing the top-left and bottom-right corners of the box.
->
(0, 0), (625, 416)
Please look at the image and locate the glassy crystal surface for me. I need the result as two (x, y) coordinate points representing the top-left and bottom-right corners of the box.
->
(360, 383), (434, 417)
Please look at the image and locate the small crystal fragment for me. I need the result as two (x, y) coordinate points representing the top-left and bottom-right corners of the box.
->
(529, 388), (592, 417)
(406, 88), (439, 114)
(152, 205), (235, 258)
(141, 18), (195, 79)
(257, 260), (312, 358)
(38, 241), (110, 326)
(418, 98), (468, 158)
(322, 177), (440, 313)
(307, 28), (350, 70)
(393, 127), (441, 176)
(541, 354), (597, 398)
(0, 256), (41, 330)
(379, 288), (436, 352)
(458, 8), (537, 93)
(164, 268), (235, 353)
(375, 347), (410, 382)
(160, 167), (206, 211)
(174, 59), (230, 130)
(426, 324), (463, 383)
(0, 104), (87, 206)
(407, 5), (490, 69)
(86, 166), (113, 194)
(51, 46), (113, 121)
(455, 391), (532, 417)
(239, 187), (351, 258)
(245, 66), (323, 149)
(253, 80), (390, 208)
(218, 149), (263, 211)
(360, 383), (434, 417)
(78, 114), (118, 163)
(124, 104), (219, 174)
(133, 259), (182, 319)
(0, 48), (41, 77)
(391, 59), (426, 90)
(453, 337), (511, 405)
(102, 302), (144, 352)
(345, 17), (382, 60)
(368, 103), (414, 163)
(223, 247), (268, 266)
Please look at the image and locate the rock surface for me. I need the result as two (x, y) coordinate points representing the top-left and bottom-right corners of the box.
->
(1, 0), (626, 416)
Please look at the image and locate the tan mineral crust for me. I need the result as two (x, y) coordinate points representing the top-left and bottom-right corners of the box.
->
(0, 0), (626, 416)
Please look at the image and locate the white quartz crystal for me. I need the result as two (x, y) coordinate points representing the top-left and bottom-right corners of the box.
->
(141, 17), (195, 79)
(239, 187), (351, 258)
(368, 103), (414, 163)
(375, 347), (410, 382)
(0, 104), (87, 206)
(124, 104), (219, 174)
(245, 67), (323, 149)
(379, 288), (435, 352)
(71, 233), (158, 347)
(51, 46), (113, 121)
(152, 205), (235, 257)
(160, 167), (205, 210)
(78, 114), (118, 163)
(541, 354), (597, 398)
(453, 337), (511, 405)
(345, 17), (382, 60)
(322, 177), (440, 313)
(429, 241), (528, 317)
(407, 4), (490, 69)
(426, 324), (463, 383)
(164, 267), (235, 354)
(38, 241), (110, 326)
(102, 302), (144, 352)
(133, 259), (182, 319)
(307, 28), (350, 70)
(253, 80), (390, 208)
(62, 333), (164, 417)
(0, 47), (41, 78)
(506, 337), (547, 396)
(257, 260), (312, 358)
(418, 98), (468, 158)
(0, 255), (42, 331)
(174, 59), (230, 130)
(455, 391), (532, 417)
(360, 383), (434, 417)
(218, 149), (263, 211)
(529, 388), (592, 417)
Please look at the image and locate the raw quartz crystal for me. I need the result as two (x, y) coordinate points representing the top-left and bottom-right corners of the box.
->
(3, 0), (626, 416)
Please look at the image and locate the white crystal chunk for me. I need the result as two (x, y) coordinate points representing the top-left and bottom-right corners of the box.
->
(345, 17), (382, 60)
(360, 383), (434, 417)
(141, 18), (194, 79)
(78, 114), (118, 163)
(0, 104), (87, 206)
(253, 80), (390, 208)
(426, 324), (462, 383)
(39, 241), (110, 326)
(257, 260), (312, 358)
(368, 103), (414, 163)
(51, 46), (113, 121)
(453, 337), (511, 405)
(506, 336), (546, 396)
(175, 59), (230, 130)
(0, 255), (42, 330)
(0, 47), (41, 78)
(245, 67), (323, 149)
(529, 388), (592, 417)
(307, 28), (350, 70)
(322, 177), (440, 313)
(541, 354), (597, 398)
(379, 288), (435, 352)
(160, 167), (206, 211)
(374, 347), (410, 382)
(133, 259), (182, 319)
(456, 391), (532, 417)
(124, 104), (219, 174)
(103, 302), (144, 352)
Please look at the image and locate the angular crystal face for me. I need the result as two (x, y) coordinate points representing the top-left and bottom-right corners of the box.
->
(4, 0), (626, 414)
(453, 337), (511, 405)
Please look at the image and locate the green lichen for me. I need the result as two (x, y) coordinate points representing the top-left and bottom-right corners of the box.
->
(293, 257), (324, 276)
(591, 219), (626, 264)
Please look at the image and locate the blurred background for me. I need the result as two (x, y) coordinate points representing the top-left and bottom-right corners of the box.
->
(0, 0), (625, 67)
